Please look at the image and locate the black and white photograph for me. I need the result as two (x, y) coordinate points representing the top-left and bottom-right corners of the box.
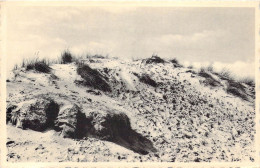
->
(1, 1), (259, 167)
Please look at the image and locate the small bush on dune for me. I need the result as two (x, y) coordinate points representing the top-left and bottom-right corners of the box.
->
(133, 73), (157, 87)
(218, 68), (234, 80)
(139, 74), (157, 87)
(213, 68), (251, 100)
(226, 80), (248, 100)
(206, 65), (214, 72)
(61, 50), (73, 64)
(170, 58), (179, 64)
(76, 64), (111, 92)
(143, 55), (166, 64)
(34, 61), (52, 73)
(198, 68), (221, 87)
(21, 58), (51, 73)
(170, 58), (183, 68)
(239, 77), (255, 87)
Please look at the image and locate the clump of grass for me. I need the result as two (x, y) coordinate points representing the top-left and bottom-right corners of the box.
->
(133, 73), (157, 87)
(218, 68), (234, 81)
(170, 58), (183, 68)
(75, 64), (111, 92)
(226, 80), (248, 100)
(198, 66), (253, 101)
(239, 77), (255, 87)
(139, 74), (157, 87)
(143, 54), (166, 64)
(60, 50), (73, 64)
(206, 64), (214, 72)
(198, 67), (221, 87)
(215, 68), (251, 100)
(21, 58), (51, 73)
(170, 58), (179, 64)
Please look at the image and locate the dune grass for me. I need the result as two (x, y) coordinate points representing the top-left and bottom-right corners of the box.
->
(75, 64), (111, 92)
(20, 58), (52, 73)
(61, 50), (73, 64)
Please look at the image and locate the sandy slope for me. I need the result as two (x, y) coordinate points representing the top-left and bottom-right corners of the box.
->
(6, 57), (255, 162)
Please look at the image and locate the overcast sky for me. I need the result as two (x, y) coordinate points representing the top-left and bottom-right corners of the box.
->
(6, 6), (256, 78)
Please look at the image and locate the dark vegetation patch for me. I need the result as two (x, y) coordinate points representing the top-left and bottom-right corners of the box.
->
(133, 73), (157, 87)
(170, 58), (179, 64)
(23, 59), (52, 73)
(61, 50), (73, 64)
(170, 58), (183, 68)
(75, 64), (111, 92)
(226, 80), (248, 100)
(198, 69), (221, 87)
(215, 69), (234, 81)
(239, 77), (255, 87)
(206, 65), (214, 72)
(142, 55), (166, 64)
(211, 68), (253, 100)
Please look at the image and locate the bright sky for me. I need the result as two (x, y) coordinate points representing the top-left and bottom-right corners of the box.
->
(5, 5), (256, 78)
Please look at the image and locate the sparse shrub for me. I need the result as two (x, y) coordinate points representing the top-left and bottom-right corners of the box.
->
(239, 77), (255, 87)
(140, 74), (157, 87)
(214, 68), (251, 101)
(76, 64), (111, 92)
(226, 80), (248, 100)
(206, 65), (214, 72)
(21, 58), (51, 73)
(170, 58), (183, 68)
(133, 73), (157, 87)
(170, 58), (179, 64)
(35, 61), (51, 73)
(61, 50), (73, 64)
(198, 68), (221, 87)
(143, 55), (165, 64)
(218, 68), (234, 80)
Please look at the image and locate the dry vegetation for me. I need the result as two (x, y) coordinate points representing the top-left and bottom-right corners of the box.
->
(6, 52), (255, 162)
